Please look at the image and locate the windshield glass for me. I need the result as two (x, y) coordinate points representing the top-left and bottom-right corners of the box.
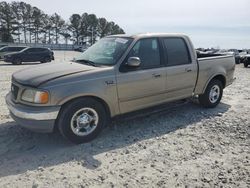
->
(75, 37), (133, 65)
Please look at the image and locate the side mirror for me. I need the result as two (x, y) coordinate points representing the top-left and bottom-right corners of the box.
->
(126, 57), (141, 67)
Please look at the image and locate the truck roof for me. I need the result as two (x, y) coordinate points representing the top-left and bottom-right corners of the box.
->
(108, 33), (188, 39)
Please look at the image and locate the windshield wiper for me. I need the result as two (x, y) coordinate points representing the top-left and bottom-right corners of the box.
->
(74, 59), (99, 67)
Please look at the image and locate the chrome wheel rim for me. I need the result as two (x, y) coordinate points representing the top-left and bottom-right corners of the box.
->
(70, 108), (99, 136)
(209, 85), (220, 103)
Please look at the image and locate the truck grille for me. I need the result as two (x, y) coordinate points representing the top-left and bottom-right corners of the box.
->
(11, 83), (19, 100)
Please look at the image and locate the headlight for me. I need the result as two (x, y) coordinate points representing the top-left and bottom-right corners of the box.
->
(21, 89), (49, 104)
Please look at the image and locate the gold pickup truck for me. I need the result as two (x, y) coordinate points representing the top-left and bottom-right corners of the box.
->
(6, 33), (235, 143)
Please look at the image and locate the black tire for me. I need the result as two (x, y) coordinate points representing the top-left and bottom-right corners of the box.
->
(41, 56), (51, 63)
(198, 79), (223, 108)
(12, 58), (22, 65)
(57, 98), (108, 144)
(244, 62), (248, 68)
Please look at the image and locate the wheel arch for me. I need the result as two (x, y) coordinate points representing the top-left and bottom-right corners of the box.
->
(59, 95), (112, 119)
(202, 74), (226, 93)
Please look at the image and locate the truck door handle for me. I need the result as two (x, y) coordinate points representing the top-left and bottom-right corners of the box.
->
(185, 68), (192, 72)
(152, 73), (161, 78)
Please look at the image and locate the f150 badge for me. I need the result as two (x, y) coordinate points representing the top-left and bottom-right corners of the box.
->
(105, 80), (115, 85)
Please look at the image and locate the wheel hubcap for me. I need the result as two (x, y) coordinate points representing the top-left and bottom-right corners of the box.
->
(209, 85), (220, 103)
(70, 108), (99, 136)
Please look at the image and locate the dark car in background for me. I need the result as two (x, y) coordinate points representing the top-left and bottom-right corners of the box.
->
(0, 46), (27, 59)
(0, 44), (7, 48)
(4, 47), (54, 65)
(74, 46), (88, 52)
(243, 54), (250, 68)
(229, 49), (240, 64)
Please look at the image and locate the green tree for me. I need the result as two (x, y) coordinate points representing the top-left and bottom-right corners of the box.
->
(41, 14), (53, 44)
(78, 13), (99, 44)
(0, 1), (16, 42)
(69, 14), (81, 45)
(60, 26), (71, 45)
(31, 7), (45, 43)
(79, 13), (89, 43)
(97, 17), (109, 38)
(0, 1), (125, 44)
(0, 27), (13, 42)
(11, 1), (22, 43)
(107, 21), (125, 35)
(18, 1), (33, 43)
(86, 14), (98, 43)
(51, 13), (65, 44)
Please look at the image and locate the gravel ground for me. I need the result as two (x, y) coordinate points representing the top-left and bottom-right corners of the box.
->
(0, 51), (249, 188)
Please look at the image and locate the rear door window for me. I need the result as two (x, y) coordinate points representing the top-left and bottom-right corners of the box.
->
(163, 38), (191, 66)
(13, 47), (22, 51)
(32, 48), (46, 53)
(9, 47), (18, 52)
(40, 48), (48, 52)
(34, 48), (42, 52)
(25, 48), (36, 53)
(17, 47), (25, 51)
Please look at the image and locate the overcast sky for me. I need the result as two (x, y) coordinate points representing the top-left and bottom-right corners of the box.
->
(5, 0), (250, 48)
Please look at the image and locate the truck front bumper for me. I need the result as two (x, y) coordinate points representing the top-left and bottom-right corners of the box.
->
(5, 92), (60, 133)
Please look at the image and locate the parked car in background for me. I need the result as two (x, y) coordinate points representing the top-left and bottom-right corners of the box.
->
(228, 49), (240, 64)
(74, 46), (84, 52)
(239, 50), (248, 63)
(0, 46), (27, 59)
(0, 44), (7, 48)
(5, 33), (235, 143)
(243, 54), (250, 68)
(74, 46), (88, 52)
(4, 47), (54, 65)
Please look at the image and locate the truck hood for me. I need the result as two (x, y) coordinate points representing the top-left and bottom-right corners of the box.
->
(12, 62), (95, 87)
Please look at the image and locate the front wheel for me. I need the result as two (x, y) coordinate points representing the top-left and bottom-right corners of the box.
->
(57, 98), (108, 144)
(244, 62), (248, 68)
(198, 79), (223, 108)
(12, 58), (22, 65)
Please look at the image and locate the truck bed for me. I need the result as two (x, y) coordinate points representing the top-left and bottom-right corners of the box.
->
(196, 53), (224, 59)
(194, 55), (235, 95)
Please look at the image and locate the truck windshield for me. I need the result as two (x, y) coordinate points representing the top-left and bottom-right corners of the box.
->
(75, 37), (133, 66)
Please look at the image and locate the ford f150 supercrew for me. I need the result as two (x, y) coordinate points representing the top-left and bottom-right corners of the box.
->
(5, 33), (235, 144)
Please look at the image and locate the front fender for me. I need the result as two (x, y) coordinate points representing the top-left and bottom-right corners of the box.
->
(57, 92), (117, 117)
(45, 77), (119, 117)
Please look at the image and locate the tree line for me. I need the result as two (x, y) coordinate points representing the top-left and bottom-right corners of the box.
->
(0, 1), (125, 45)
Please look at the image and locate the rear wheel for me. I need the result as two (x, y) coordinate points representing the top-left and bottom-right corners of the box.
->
(244, 62), (248, 68)
(57, 98), (108, 144)
(198, 79), (223, 108)
(41, 56), (51, 63)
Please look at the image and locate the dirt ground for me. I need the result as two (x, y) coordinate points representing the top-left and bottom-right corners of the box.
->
(0, 51), (249, 188)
